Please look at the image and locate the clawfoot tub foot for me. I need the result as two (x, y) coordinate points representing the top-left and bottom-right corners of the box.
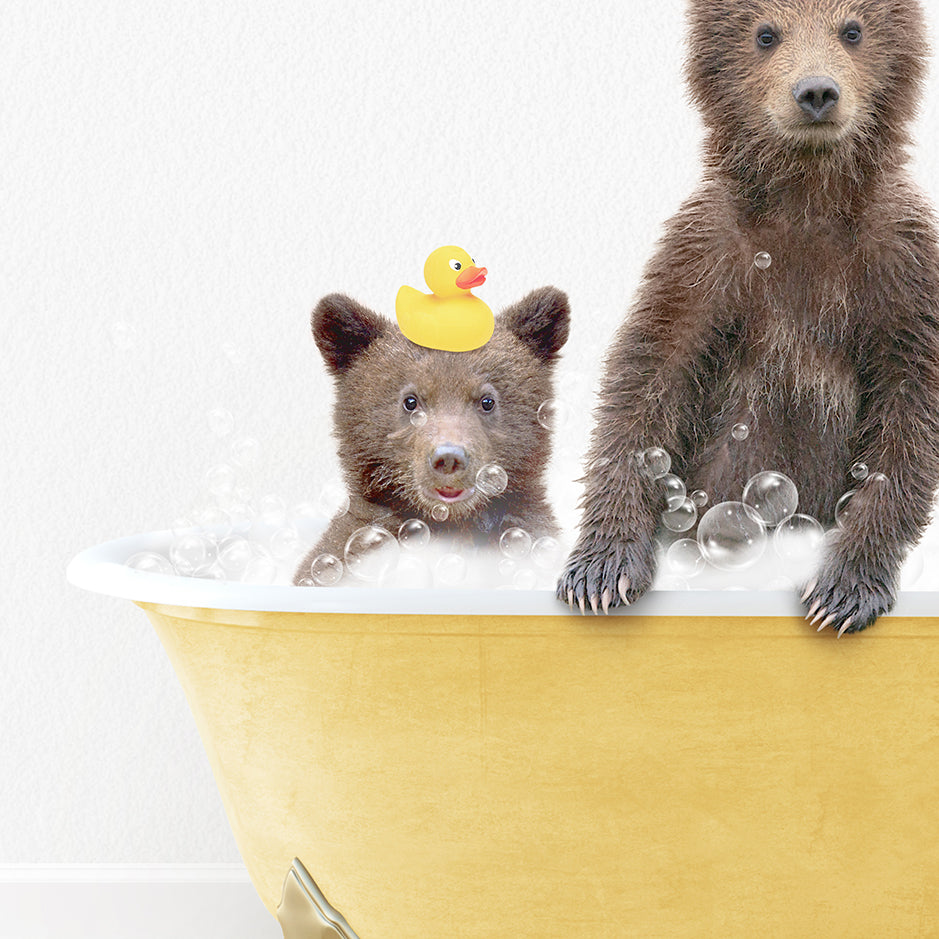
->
(278, 858), (362, 939)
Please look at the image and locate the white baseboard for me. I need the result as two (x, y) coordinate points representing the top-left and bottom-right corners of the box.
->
(0, 866), (282, 939)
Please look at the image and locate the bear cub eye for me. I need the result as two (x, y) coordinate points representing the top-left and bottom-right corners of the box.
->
(479, 394), (496, 412)
(841, 21), (862, 45)
(756, 25), (778, 49)
(403, 394), (420, 412)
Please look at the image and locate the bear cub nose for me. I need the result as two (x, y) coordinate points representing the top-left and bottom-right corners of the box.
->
(793, 76), (841, 120)
(430, 444), (467, 476)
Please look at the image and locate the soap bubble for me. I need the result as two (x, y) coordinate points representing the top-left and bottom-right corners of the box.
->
(754, 251), (772, 270)
(476, 463), (509, 496)
(258, 493), (287, 527)
(658, 473), (687, 510)
(205, 464), (237, 498)
(230, 435), (260, 467)
(344, 526), (400, 582)
(270, 526), (303, 560)
(697, 501), (767, 571)
(170, 532), (212, 575)
(398, 518), (431, 550)
(217, 537), (255, 578)
(531, 535), (562, 569)
(191, 505), (232, 538)
(500, 527), (532, 560)
(243, 555), (278, 584)
(207, 408), (235, 437)
(192, 563), (226, 581)
(170, 516), (195, 538)
(126, 551), (175, 575)
(773, 514), (824, 560)
(225, 501), (255, 533)
(435, 553), (468, 586)
(315, 479), (350, 519)
(497, 557), (517, 579)
(296, 577), (315, 587)
(310, 553), (343, 586)
(641, 447), (671, 478)
(868, 472), (888, 486)
(661, 497), (697, 533)
(850, 462), (869, 481)
(835, 490), (857, 529)
(691, 489), (709, 508)
(410, 410), (428, 428)
(666, 538), (705, 576)
(732, 423), (750, 441)
(431, 504), (450, 522)
(742, 471), (799, 527)
(537, 399), (568, 431)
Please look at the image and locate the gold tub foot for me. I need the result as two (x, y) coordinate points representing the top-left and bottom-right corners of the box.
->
(277, 859), (361, 939)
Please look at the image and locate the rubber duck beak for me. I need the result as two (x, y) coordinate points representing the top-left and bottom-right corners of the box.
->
(455, 265), (487, 290)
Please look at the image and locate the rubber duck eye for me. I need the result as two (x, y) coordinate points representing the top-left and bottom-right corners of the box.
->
(448, 259), (462, 272)
(756, 26), (778, 49)
(403, 394), (419, 412)
(480, 395), (496, 412)
(841, 21), (862, 44)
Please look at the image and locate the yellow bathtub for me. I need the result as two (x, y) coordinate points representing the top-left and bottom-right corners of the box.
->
(69, 532), (939, 937)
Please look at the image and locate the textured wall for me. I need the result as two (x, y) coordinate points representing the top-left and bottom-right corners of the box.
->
(2, 0), (938, 863)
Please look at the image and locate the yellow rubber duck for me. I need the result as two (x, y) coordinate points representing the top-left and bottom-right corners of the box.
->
(395, 246), (494, 351)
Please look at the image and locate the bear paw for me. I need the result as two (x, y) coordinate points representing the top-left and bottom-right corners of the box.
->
(801, 558), (896, 636)
(556, 536), (656, 614)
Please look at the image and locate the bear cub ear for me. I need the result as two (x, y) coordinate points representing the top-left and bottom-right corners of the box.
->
(499, 286), (571, 363)
(312, 293), (388, 375)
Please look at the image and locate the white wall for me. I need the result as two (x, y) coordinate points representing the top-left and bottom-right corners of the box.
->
(2, 0), (938, 904)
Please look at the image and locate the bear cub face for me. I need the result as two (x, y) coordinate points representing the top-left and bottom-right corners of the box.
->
(294, 286), (570, 584)
(687, 0), (927, 164)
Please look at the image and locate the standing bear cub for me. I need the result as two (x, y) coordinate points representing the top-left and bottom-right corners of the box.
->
(295, 286), (570, 585)
(559, 0), (939, 633)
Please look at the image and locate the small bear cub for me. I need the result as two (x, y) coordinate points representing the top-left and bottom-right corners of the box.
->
(294, 287), (570, 585)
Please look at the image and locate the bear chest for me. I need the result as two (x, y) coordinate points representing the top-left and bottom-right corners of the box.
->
(724, 226), (864, 424)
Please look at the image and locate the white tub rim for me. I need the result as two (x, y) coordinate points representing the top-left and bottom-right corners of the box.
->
(66, 529), (939, 619)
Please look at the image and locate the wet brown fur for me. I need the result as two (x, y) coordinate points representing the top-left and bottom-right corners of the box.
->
(559, 0), (939, 631)
(295, 287), (570, 584)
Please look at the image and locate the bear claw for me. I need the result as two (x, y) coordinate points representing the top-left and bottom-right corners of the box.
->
(557, 537), (655, 615)
(810, 605), (827, 627)
(800, 556), (896, 637)
(617, 574), (631, 605)
(818, 611), (839, 632)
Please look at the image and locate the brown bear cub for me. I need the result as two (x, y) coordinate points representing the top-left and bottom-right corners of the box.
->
(294, 287), (570, 585)
(558, 0), (939, 633)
